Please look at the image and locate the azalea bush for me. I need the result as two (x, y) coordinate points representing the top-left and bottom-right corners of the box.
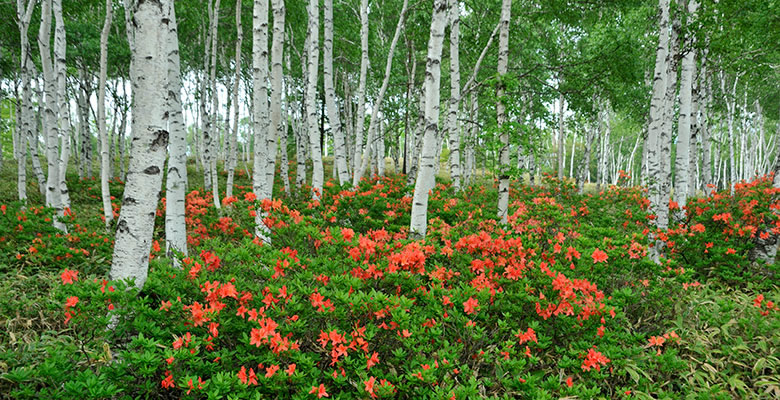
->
(0, 169), (778, 399)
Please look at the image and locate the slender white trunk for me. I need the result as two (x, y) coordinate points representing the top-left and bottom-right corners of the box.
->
(496, 0), (511, 223)
(323, 0), (349, 185)
(165, 0), (188, 261)
(306, 0), (323, 198)
(98, 0), (113, 228)
(209, 0), (222, 208)
(16, 0), (36, 203)
(646, 0), (671, 263)
(226, 0), (244, 199)
(355, 0), (409, 185)
(409, 0), (447, 238)
(674, 0), (698, 211)
(54, 0), (71, 211)
(447, 0), (462, 191)
(557, 91), (565, 180)
(252, 0), (270, 240)
(112, 0), (171, 290)
(351, 0), (369, 185)
(266, 0), (284, 193)
(39, 0), (67, 231)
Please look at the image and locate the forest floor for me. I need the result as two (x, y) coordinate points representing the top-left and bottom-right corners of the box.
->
(0, 159), (778, 399)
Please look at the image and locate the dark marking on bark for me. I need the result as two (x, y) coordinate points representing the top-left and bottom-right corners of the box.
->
(151, 129), (169, 151)
(144, 166), (160, 175)
(123, 196), (137, 207)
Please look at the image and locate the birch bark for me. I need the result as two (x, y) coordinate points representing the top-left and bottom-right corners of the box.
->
(355, 0), (409, 185)
(99, 0), (114, 228)
(266, 0), (285, 193)
(54, 0), (71, 210)
(409, 0), (447, 238)
(111, 0), (170, 290)
(496, 0), (512, 223)
(674, 0), (698, 212)
(165, 0), (188, 261)
(323, 0), (349, 185)
(646, 0), (671, 263)
(16, 0), (36, 203)
(447, 0), (462, 191)
(351, 0), (369, 186)
(306, 0), (323, 198)
(226, 0), (244, 199)
(252, 0), (270, 239)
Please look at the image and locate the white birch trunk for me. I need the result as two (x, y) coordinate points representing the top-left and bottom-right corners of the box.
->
(112, 0), (170, 290)
(496, 0), (511, 223)
(226, 0), (244, 199)
(98, 0), (113, 228)
(557, 91), (565, 180)
(53, 0), (71, 211)
(355, 0), (409, 185)
(165, 0), (188, 261)
(16, 0), (36, 203)
(646, 0), (671, 263)
(351, 0), (369, 186)
(447, 0), (462, 191)
(674, 0), (698, 211)
(209, 0), (222, 209)
(266, 0), (284, 194)
(409, 0), (447, 238)
(252, 0), (270, 240)
(323, 0), (349, 185)
(306, 0), (323, 198)
(39, 0), (67, 231)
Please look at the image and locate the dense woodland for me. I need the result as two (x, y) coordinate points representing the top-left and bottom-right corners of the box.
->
(0, 0), (778, 398)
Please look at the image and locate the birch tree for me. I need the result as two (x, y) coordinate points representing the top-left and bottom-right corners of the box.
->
(645, 0), (671, 263)
(266, 0), (285, 193)
(39, 0), (67, 232)
(53, 0), (71, 210)
(16, 0), (36, 203)
(496, 0), (512, 224)
(208, 0), (222, 209)
(165, 0), (188, 261)
(674, 0), (698, 212)
(225, 0), (243, 199)
(252, 0), (270, 239)
(98, 0), (113, 228)
(351, 0), (369, 187)
(447, 0), (462, 191)
(409, 0), (447, 239)
(111, 0), (170, 290)
(323, 0), (349, 185)
(306, 0), (323, 198)
(355, 0), (409, 185)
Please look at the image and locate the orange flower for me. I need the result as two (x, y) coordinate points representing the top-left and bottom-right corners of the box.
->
(591, 248), (608, 263)
(463, 297), (479, 315)
(309, 383), (329, 398)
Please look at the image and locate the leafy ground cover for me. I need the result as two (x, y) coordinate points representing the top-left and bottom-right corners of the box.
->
(0, 163), (778, 399)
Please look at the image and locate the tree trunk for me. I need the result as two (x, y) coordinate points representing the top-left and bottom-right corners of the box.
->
(645, 0), (672, 262)
(226, 0), (244, 199)
(252, 0), (270, 239)
(165, 0), (188, 262)
(578, 118), (597, 194)
(496, 0), (512, 223)
(98, 0), (113, 228)
(351, 0), (370, 186)
(54, 0), (71, 210)
(39, 0), (67, 231)
(306, 0), (323, 198)
(355, 0), (409, 185)
(674, 0), (698, 211)
(16, 0), (36, 203)
(112, 0), (171, 290)
(409, 0), (447, 238)
(209, 0), (222, 209)
(266, 0), (284, 194)
(557, 91), (565, 180)
(447, 0), (462, 191)
(323, 0), (348, 185)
